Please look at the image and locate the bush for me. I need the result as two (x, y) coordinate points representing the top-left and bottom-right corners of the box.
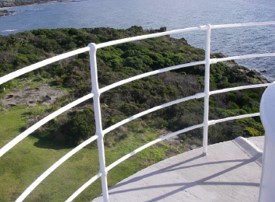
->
(60, 108), (95, 146)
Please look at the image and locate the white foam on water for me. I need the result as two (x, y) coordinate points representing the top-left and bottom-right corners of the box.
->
(1, 29), (17, 33)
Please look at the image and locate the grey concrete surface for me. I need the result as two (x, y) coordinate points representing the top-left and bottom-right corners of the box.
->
(248, 136), (265, 151)
(93, 137), (263, 202)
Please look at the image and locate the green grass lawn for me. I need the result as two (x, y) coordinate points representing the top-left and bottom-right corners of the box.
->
(0, 105), (184, 202)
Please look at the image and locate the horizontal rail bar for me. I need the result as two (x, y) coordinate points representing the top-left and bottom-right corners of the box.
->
(100, 61), (205, 94)
(65, 172), (101, 202)
(210, 83), (271, 96)
(0, 93), (93, 157)
(0, 47), (90, 86)
(211, 21), (275, 29)
(106, 123), (204, 172)
(16, 134), (98, 202)
(209, 113), (260, 126)
(96, 27), (203, 49)
(211, 52), (275, 64)
(103, 92), (205, 135)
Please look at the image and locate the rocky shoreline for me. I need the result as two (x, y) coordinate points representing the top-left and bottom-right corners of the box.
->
(0, 0), (63, 8)
(0, 9), (15, 16)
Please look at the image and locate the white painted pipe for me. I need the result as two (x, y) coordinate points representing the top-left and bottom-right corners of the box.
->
(89, 43), (109, 202)
(202, 24), (212, 155)
(259, 83), (275, 202)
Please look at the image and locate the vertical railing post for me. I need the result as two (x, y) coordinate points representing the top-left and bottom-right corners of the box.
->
(202, 24), (212, 155)
(89, 43), (109, 202)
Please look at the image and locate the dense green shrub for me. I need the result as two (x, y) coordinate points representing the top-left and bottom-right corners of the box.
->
(60, 108), (95, 145)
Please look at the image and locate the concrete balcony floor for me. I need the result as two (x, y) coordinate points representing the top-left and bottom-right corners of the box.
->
(93, 136), (264, 202)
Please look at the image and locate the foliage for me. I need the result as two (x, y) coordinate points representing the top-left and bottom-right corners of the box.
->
(0, 27), (267, 147)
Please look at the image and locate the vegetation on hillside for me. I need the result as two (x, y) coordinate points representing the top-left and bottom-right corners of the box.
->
(0, 27), (267, 201)
(1, 26), (266, 146)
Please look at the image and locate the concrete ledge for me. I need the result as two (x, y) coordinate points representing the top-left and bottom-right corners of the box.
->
(233, 137), (263, 165)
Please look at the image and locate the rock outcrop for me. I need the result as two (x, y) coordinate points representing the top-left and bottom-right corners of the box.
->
(0, 9), (15, 16)
(1, 84), (66, 107)
(0, 0), (62, 8)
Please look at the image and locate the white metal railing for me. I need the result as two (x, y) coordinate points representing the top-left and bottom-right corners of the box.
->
(0, 21), (275, 202)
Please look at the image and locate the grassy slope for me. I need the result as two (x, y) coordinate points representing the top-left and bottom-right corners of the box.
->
(0, 104), (184, 201)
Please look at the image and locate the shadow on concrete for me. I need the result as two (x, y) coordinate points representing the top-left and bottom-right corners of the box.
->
(108, 153), (261, 202)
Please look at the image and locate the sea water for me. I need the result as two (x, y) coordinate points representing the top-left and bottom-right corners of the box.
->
(0, 0), (275, 80)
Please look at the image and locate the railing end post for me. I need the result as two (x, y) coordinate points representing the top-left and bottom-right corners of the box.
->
(202, 22), (212, 157)
(88, 42), (109, 202)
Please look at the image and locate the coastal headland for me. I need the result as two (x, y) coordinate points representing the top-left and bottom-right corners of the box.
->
(0, 27), (267, 201)
(0, 0), (63, 8)
(0, 9), (14, 16)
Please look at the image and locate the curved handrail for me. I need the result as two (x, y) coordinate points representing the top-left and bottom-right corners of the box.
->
(210, 83), (272, 95)
(211, 21), (275, 29)
(0, 21), (274, 202)
(208, 112), (260, 126)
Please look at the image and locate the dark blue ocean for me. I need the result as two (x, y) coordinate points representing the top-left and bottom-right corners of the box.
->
(0, 0), (275, 80)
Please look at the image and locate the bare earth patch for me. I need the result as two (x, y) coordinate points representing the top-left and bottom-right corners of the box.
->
(1, 84), (66, 108)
